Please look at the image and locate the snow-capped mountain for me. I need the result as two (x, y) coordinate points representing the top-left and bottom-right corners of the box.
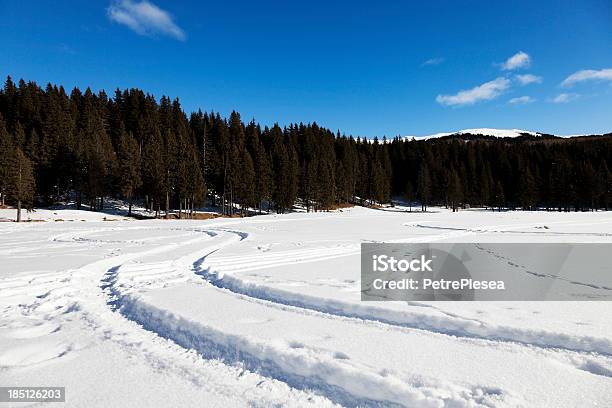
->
(408, 128), (542, 140)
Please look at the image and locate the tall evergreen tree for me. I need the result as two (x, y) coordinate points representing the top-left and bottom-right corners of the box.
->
(596, 160), (610, 210)
(494, 181), (505, 211)
(418, 163), (431, 211)
(518, 166), (537, 210)
(0, 116), (13, 206)
(117, 129), (142, 216)
(142, 127), (166, 217)
(448, 168), (463, 212)
(404, 180), (414, 211)
(6, 147), (36, 221)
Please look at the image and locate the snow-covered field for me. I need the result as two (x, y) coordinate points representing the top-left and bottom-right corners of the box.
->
(1, 206), (611, 407)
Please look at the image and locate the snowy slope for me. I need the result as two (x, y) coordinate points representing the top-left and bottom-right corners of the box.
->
(1, 207), (612, 407)
(0, 207), (128, 222)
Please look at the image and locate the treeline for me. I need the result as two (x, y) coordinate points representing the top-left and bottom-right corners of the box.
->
(0, 76), (610, 221)
(388, 135), (611, 212)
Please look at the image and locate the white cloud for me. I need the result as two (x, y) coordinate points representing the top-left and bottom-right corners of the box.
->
(509, 96), (535, 104)
(515, 74), (542, 85)
(107, 0), (186, 40)
(501, 51), (530, 71)
(561, 68), (612, 87)
(422, 57), (444, 66)
(550, 93), (578, 103)
(436, 77), (511, 106)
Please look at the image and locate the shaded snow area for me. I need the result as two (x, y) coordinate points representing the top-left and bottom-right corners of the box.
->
(0, 198), (166, 223)
(0, 207), (127, 222)
(1, 207), (611, 407)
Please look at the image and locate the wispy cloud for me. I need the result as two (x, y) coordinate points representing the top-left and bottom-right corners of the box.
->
(550, 93), (578, 103)
(422, 57), (444, 66)
(509, 96), (535, 105)
(501, 51), (530, 71)
(515, 74), (542, 85)
(561, 68), (612, 87)
(107, 0), (186, 40)
(436, 77), (510, 106)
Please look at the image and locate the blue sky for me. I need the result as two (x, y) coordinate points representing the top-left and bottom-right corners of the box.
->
(1, 0), (611, 137)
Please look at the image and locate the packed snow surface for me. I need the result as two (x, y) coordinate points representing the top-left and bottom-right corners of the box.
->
(1, 206), (611, 407)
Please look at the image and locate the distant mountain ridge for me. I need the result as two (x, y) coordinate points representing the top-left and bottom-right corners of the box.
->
(401, 129), (612, 145)
(408, 128), (543, 140)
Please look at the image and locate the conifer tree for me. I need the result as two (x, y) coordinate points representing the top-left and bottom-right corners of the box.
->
(270, 125), (295, 213)
(518, 166), (537, 210)
(142, 128), (166, 217)
(286, 138), (299, 211)
(163, 129), (178, 217)
(25, 128), (40, 163)
(7, 147), (36, 222)
(404, 180), (414, 211)
(186, 148), (206, 217)
(418, 163), (431, 211)
(494, 181), (505, 211)
(316, 133), (336, 210)
(448, 168), (462, 212)
(596, 160), (610, 210)
(117, 129), (142, 216)
(237, 148), (256, 215)
(246, 123), (271, 213)
(0, 117), (12, 206)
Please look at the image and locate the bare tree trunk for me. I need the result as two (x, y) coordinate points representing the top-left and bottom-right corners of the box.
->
(16, 200), (21, 222)
(165, 191), (169, 219)
(128, 191), (133, 216)
(222, 161), (228, 215)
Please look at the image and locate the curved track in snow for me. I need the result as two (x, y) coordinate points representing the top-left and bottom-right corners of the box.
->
(102, 228), (511, 407)
(192, 228), (612, 357)
(101, 220), (612, 407)
(1, 224), (338, 407)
